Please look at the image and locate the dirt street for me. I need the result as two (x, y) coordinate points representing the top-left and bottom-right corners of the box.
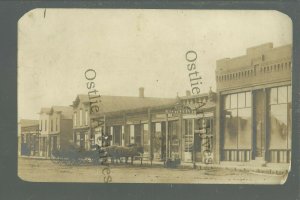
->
(18, 157), (287, 184)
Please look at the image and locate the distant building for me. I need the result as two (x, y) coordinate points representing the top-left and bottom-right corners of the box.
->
(38, 106), (73, 157)
(215, 43), (292, 164)
(18, 119), (39, 156)
(72, 95), (94, 150)
(19, 106), (73, 158)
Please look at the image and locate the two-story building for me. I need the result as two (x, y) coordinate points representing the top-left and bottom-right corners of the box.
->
(38, 106), (73, 157)
(72, 95), (94, 150)
(215, 43), (292, 165)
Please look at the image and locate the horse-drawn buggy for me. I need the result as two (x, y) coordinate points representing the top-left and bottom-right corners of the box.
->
(51, 143), (144, 166)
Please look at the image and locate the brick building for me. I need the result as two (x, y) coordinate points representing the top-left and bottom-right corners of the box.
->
(215, 43), (292, 164)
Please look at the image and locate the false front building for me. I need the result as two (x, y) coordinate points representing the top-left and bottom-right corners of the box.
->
(76, 88), (217, 164)
(38, 106), (73, 157)
(215, 43), (292, 164)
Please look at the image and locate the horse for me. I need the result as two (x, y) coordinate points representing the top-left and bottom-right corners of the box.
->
(100, 144), (144, 164)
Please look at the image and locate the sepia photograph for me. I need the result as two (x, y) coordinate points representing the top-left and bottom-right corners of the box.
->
(17, 9), (292, 184)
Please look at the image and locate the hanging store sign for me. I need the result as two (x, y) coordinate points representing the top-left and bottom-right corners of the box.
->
(195, 112), (214, 118)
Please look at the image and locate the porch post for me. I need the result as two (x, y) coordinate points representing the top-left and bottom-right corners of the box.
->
(179, 113), (183, 160)
(214, 93), (221, 164)
(122, 113), (126, 146)
(148, 108), (153, 162)
(165, 113), (169, 160)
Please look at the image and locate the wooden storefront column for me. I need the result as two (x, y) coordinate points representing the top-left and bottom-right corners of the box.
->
(122, 113), (127, 146)
(140, 120), (143, 148)
(263, 88), (268, 161)
(110, 126), (113, 146)
(38, 135), (41, 156)
(179, 113), (183, 160)
(148, 108), (153, 162)
(214, 93), (221, 164)
(251, 89), (254, 159)
(103, 115), (106, 145)
(121, 114), (125, 146)
(165, 113), (169, 159)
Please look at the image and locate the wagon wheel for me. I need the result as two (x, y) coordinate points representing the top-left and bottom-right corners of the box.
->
(51, 158), (62, 165)
(50, 155), (61, 165)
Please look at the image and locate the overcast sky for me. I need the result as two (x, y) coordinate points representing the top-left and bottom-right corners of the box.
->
(18, 9), (292, 120)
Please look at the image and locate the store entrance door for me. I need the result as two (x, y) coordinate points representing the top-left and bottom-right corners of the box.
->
(196, 116), (214, 163)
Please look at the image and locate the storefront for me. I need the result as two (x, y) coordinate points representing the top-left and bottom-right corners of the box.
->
(216, 43), (292, 164)
(89, 90), (217, 164)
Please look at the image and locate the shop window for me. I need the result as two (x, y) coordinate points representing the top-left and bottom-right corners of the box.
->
(223, 92), (252, 152)
(231, 94), (237, 109)
(169, 121), (180, 156)
(134, 124), (142, 146)
(130, 125), (135, 144)
(184, 119), (193, 152)
(153, 123), (162, 160)
(224, 95), (230, 109)
(238, 93), (245, 108)
(270, 88), (278, 104)
(143, 124), (150, 153)
(269, 86), (291, 151)
(237, 108), (251, 148)
(288, 86), (292, 103)
(278, 86), (288, 104)
(113, 126), (122, 146)
(269, 104), (288, 149)
(246, 92), (251, 107)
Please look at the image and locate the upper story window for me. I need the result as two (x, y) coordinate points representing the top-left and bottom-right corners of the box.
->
(40, 120), (43, 131)
(51, 119), (53, 132)
(74, 112), (77, 126)
(79, 109), (83, 126)
(56, 118), (58, 131)
(45, 120), (47, 131)
(85, 110), (89, 126)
